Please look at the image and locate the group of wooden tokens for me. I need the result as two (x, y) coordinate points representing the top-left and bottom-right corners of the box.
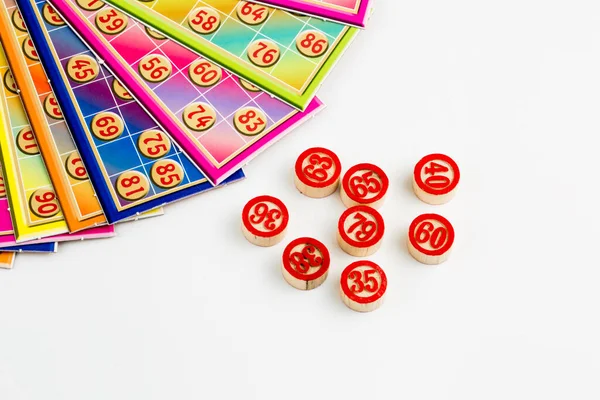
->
(242, 148), (460, 313)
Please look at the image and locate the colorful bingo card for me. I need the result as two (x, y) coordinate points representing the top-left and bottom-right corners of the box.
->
(87, 0), (357, 110)
(48, 0), (324, 185)
(0, 0), (107, 232)
(0, 43), (115, 242)
(254, 0), (372, 27)
(18, 0), (245, 223)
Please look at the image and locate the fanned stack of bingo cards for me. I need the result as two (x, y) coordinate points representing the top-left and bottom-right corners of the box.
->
(0, 0), (372, 269)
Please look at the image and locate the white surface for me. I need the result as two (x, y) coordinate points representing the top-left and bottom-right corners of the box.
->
(1, 1), (600, 398)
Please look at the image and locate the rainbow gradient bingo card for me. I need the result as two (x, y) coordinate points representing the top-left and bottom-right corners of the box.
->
(17, 0), (245, 223)
(46, 0), (324, 185)
(0, 0), (108, 232)
(0, 44), (115, 242)
(83, 0), (357, 110)
(254, 0), (372, 27)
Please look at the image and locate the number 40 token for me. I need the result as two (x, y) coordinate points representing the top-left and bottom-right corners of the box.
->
(413, 153), (460, 205)
(340, 261), (387, 313)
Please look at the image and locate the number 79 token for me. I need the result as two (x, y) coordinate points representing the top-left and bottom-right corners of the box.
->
(340, 261), (387, 313)
(337, 205), (385, 257)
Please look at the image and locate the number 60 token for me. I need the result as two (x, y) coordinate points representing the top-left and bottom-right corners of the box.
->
(407, 213), (455, 265)
(340, 261), (387, 313)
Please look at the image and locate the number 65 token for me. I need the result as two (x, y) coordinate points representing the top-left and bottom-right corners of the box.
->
(282, 237), (330, 291)
(407, 213), (455, 265)
(337, 205), (384, 257)
(340, 261), (387, 313)
(413, 153), (460, 205)
(242, 195), (289, 247)
(341, 163), (389, 209)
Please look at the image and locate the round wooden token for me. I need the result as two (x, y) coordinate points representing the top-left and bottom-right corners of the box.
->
(413, 153), (460, 205)
(112, 78), (133, 101)
(247, 39), (280, 67)
(407, 213), (455, 265)
(137, 130), (171, 159)
(22, 36), (39, 61)
(42, 4), (65, 26)
(242, 195), (289, 247)
(11, 9), (27, 32)
(0, 166), (6, 198)
(294, 147), (341, 198)
(340, 260), (387, 313)
(138, 54), (172, 83)
(236, 1), (270, 25)
(90, 111), (124, 141)
(66, 55), (100, 83)
(188, 7), (221, 35)
(150, 159), (184, 189)
(115, 171), (150, 201)
(340, 163), (389, 209)
(337, 205), (384, 257)
(4, 70), (18, 94)
(76, 0), (105, 11)
(29, 188), (61, 219)
(189, 59), (222, 87)
(233, 106), (267, 136)
(182, 102), (216, 132)
(95, 7), (128, 35)
(296, 30), (329, 58)
(43, 94), (63, 120)
(281, 237), (330, 290)
(146, 26), (166, 40)
(239, 78), (261, 92)
(16, 127), (39, 155)
(65, 152), (88, 181)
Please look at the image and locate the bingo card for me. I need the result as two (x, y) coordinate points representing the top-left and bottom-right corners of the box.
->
(254, 0), (372, 27)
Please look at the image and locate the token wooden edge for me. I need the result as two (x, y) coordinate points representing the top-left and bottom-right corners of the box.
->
(407, 237), (452, 265)
(294, 173), (339, 199)
(340, 285), (385, 313)
(242, 222), (287, 247)
(412, 178), (458, 205)
(340, 186), (386, 209)
(282, 266), (329, 291)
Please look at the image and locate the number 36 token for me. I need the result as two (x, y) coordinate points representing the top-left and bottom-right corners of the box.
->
(337, 205), (385, 257)
(340, 261), (387, 313)
(413, 153), (460, 205)
(407, 213), (455, 265)
(242, 195), (289, 247)
(282, 237), (330, 291)
(341, 163), (389, 209)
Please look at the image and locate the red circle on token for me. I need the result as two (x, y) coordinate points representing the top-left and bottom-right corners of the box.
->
(342, 163), (389, 204)
(282, 237), (330, 282)
(414, 154), (460, 196)
(295, 147), (341, 189)
(409, 213), (455, 257)
(338, 205), (385, 249)
(242, 195), (289, 238)
(340, 260), (387, 305)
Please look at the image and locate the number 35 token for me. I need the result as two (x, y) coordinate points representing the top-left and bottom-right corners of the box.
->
(340, 261), (387, 313)
(337, 205), (385, 257)
(408, 213), (455, 265)
(413, 153), (460, 205)
(341, 163), (389, 209)
(294, 147), (341, 199)
(282, 237), (330, 291)
(242, 195), (289, 247)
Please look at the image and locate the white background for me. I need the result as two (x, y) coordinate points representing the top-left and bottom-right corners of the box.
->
(2, 1), (600, 398)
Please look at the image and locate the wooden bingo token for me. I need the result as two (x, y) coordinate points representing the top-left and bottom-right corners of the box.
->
(296, 30), (329, 58)
(76, 0), (105, 11)
(146, 26), (166, 40)
(340, 260), (387, 313)
(0, 166), (6, 198)
(233, 106), (267, 136)
(182, 102), (216, 132)
(115, 171), (150, 201)
(248, 40), (280, 67)
(112, 78), (133, 101)
(43, 94), (63, 120)
(90, 111), (124, 141)
(242, 195), (289, 247)
(139, 54), (172, 83)
(282, 237), (330, 291)
(11, 9), (27, 32)
(42, 4), (65, 26)
(22, 36), (39, 61)
(337, 206), (384, 257)
(4, 70), (18, 94)
(413, 153), (460, 205)
(16, 127), (39, 155)
(341, 163), (389, 209)
(29, 189), (61, 219)
(188, 7), (221, 35)
(96, 7), (128, 35)
(407, 213), (455, 265)
(239, 78), (261, 92)
(236, 1), (270, 25)
(66, 55), (100, 83)
(137, 130), (171, 159)
(294, 147), (341, 198)
(189, 59), (222, 88)
(150, 159), (184, 189)
(65, 152), (88, 181)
